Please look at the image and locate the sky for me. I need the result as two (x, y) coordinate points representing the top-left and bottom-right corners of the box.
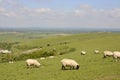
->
(0, 0), (120, 29)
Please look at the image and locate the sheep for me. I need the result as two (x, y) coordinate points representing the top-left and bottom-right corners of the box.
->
(81, 51), (86, 55)
(26, 59), (40, 68)
(9, 60), (13, 63)
(113, 51), (120, 61)
(53, 48), (56, 52)
(61, 59), (79, 70)
(103, 51), (113, 58)
(94, 50), (99, 54)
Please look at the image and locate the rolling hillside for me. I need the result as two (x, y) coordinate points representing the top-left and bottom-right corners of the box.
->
(0, 32), (120, 80)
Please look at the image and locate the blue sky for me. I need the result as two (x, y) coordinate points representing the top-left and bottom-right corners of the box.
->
(0, 0), (120, 29)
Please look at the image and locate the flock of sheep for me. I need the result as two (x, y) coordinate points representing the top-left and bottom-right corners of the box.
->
(103, 51), (120, 61)
(25, 50), (120, 70)
(26, 58), (80, 70)
(81, 50), (120, 61)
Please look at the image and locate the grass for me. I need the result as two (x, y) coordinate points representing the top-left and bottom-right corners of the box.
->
(0, 32), (120, 80)
(0, 53), (120, 80)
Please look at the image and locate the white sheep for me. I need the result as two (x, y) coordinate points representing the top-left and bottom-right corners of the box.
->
(95, 50), (99, 54)
(9, 61), (13, 63)
(113, 51), (120, 61)
(26, 59), (40, 68)
(81, 51), (86, 55)
(61, 59), (79, 70)
(103, 51), (113, 58)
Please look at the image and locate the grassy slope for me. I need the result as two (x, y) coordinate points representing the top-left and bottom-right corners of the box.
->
(0, 32), (120, 80)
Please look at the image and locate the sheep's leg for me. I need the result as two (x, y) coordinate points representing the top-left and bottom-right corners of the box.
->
(62, 65), (65, 70)
(103, 55), (106, 58)
(115, 57), (118, 62)
(27, 66), (29, 69)
(117, 57), (120, 61)
(26, 64), (29, 69)
(72, 66), (75, 69)
(70, 66), (72, 70)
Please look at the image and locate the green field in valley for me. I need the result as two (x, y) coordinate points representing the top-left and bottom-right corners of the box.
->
(0, 32), (120, 80)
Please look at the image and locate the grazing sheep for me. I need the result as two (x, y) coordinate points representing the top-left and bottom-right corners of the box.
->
(61, 59), (79, 70)
(81, 51), (86, 55)
(103, 51), (113, 58)
(53, 48), (56, 52)
(9, 60), (13, 63)
(26, 59), (40, 68)
(95, 50), (99, 54)
(113, 51), (120, 61)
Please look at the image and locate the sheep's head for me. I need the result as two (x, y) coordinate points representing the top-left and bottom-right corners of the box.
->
(35, 62), (40, 68)
(76, 65), (79, 69)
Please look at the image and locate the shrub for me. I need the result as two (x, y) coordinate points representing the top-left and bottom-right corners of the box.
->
(47, 44), (51, 46)
(40, 51), (55, 57)
(0, 42), (18, 50)
(59, 49), (69, 55)
(0, 54), (15, 63)
(69, 48), (76, 52)
(13, 50), (55, 61)
(17, 50), (43, 60)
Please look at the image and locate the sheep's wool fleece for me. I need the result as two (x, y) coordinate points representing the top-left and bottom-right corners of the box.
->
(61, 59), (79, 66)
(113, 51), (120, 58)
(104, 51), (113, 55)
(26, 59), (40, 66)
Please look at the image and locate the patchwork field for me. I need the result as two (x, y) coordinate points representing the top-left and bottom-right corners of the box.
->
(0, 32), (120, 80)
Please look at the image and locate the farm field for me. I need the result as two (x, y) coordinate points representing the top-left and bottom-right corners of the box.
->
(0, 32), (120, 80)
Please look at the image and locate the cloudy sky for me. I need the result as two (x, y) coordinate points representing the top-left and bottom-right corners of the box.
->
(0, 0), (120, 29)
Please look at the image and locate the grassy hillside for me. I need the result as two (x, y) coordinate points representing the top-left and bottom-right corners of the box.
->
(0, 32), (120, 80)
(11, 32), (120, 53)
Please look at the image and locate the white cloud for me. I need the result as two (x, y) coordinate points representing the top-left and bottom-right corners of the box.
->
(74, 5), (100, 17)
(74, 5), (120, 19)
(29, 8), (52, 17)
(0, 2), (120, 28)
(4, 12), (16, 17)
(73, 5), (120, 28)
(109, 8), (120, 18)
(34, 8), (51, 13)
(0, 7), (17, 17)
(0, 7), (6, 12)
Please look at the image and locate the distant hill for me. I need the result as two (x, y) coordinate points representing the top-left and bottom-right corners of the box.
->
(0, 27), (120, 33)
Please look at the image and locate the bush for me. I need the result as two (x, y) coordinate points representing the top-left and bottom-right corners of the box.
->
(0, 54), (15, 63)
(0, 42), (18, 50)
(69, 48), (76, 52)
(40, 51), (55, 57)
(0, 47), (75, 62)
(59, 49), (69, 55)
(47, 44), (51, 46)
(59, 51), (67, 55)
(17, 50), (43, 60)
(13, 50), (56, 61)
(59, 48), (76, 55)
(15, 44), (30, 50)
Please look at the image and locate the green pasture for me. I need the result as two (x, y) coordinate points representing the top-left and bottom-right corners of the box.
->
(0, 32), (120, 80)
